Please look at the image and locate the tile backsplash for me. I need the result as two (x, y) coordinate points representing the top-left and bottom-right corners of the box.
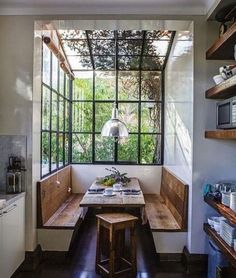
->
(0, 135), (27, 192)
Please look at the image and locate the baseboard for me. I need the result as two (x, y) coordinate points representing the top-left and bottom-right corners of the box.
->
(18, 244), (43, 272)
(182, 246), (208, 275)
(156, 252), (185, 273)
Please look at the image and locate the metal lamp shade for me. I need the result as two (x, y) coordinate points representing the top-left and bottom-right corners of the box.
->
(101, 119), (129, 137)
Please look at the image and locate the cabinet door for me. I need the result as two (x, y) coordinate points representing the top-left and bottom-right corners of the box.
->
(1, 197), (25, 278)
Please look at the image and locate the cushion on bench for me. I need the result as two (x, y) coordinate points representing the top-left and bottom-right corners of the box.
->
(144, 167), (188, 232)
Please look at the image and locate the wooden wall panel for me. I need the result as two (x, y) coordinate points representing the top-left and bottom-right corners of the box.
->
(37, 165), (71, 226)
(160, 167), (188, 230)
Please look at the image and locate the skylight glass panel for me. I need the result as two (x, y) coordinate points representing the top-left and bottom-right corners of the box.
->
(59, 30), (87, 40)
(87, 30), (114, 39)
(118, 40), (142, 55)
(117, 30), (143, 39)
(146, 30), (172, 40)
(91, 40), (115, 55)
(144, 40), (169, 56)
(94, 56), (115, 70)
(62, 40), (90, 56)
(67, 56), (92, 70)
(118, 56), (140, 70)
(141, 56), (165, 70)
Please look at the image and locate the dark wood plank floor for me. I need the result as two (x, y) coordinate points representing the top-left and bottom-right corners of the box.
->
(16, 209), (203, 278)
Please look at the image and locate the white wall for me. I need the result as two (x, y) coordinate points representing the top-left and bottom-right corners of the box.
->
(164, 26), (193, 185)
(72, 165), (162, 194)
(1, 15), (233, 255)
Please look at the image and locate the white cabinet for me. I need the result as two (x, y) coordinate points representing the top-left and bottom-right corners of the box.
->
(0, 196), (25, 278)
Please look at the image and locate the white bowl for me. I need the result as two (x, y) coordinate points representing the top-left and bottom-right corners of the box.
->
(213, 74), (224, 85)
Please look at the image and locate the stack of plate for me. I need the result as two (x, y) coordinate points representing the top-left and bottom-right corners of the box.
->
(230, 192), (236, 212)
(221, 192), (231, 207)
(220, 220), (236, 247)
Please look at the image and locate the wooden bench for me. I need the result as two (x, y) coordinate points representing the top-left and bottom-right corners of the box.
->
(144, 167), (188, 232)
(37, 165), (85, 230)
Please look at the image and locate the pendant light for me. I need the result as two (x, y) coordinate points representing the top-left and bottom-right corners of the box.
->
(101, 102), (129, 138)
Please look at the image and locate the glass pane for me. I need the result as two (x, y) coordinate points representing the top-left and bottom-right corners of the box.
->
(87, 30), (114, 39)
(118, 71), (139, 100)
(146, 30), (172, 40)
(58, 133), (64, 167)
(65, 75), (70, 99)
(51, 132), (57, 171)
(42, 86), (50, 130)
(73, 71), (93, 100)
(94, 56), (115, 70)
(42, 43), (51, 86)
(52, 53), (58, 90)
(95, 71), (115, 100)
(67, 56), (92, 70)
(144, 40), (169, 56)
(59, 68), (64, 95)
(140, 134), (161, 164)
(41, 132), (50, 176)
(141, 56), (165, 70)
(60, 30), (87, 40)
(141, 71), (162, 101)
(141, 103), (161, 133)
(119, 103), (138, 133)
(118, 134), (138, 163)
(95, 135), (114, 162)
(65, 133), (69, 164)
(95, 102), (113, 132)
(118, 40), (142, 55)
(118, 56), (140, 70)
(91, 40), (115, 55)
(59, 96), (64, 132)
(117, 30), (143, 39)
(51, 92), (58, 131)
(62, 40), (90, 56)
(65, 100), (70, 132)
(72, 102), (93, 132)
(72, 133), (92, 163)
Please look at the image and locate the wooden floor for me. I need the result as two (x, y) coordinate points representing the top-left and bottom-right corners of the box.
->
(16, 209), (204, 278)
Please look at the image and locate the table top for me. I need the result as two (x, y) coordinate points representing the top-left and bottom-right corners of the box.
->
(79, 178), (145, 208)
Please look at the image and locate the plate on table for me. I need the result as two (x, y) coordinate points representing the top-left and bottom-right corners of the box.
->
(103, 192), (116, 197)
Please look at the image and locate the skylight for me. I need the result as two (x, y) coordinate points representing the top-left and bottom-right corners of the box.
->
(58, 30), (175, 71)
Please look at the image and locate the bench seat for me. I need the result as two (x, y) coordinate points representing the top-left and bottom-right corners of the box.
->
(144, 168), (188, 232)
(44, 193), (84, 229)
(144, 194), (180, 231)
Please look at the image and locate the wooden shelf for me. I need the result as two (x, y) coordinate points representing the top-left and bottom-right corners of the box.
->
(204, 196), (236, 226)
(206, 22), (236, 60)
(204, 223), (236, 267)
(206, 75), (236, 99)
(205, 130), (236, 139)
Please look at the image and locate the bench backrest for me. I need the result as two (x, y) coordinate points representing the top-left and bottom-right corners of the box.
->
(37, 165), (71, 227)
(160, 167), (188, 230)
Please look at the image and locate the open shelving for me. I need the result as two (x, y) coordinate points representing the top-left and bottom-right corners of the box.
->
(205, 130), (236, 139)
(206, 22), (236, 60)
(206, 75), (236, 99)
(204, 196), (236, 226)
(204, 223), (236, 268)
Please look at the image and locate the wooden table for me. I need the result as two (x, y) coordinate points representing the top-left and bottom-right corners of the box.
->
(79, 178), (145, 208)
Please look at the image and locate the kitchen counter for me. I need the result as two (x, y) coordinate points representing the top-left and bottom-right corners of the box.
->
(0, 192), (25, 208)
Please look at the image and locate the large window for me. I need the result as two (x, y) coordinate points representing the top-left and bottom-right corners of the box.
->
(71, 70), (163, 164)
(41, 41), (71, 177)
(41, 29), (174, 175)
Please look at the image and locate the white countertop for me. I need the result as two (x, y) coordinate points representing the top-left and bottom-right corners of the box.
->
(0, 192), (25, 209)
